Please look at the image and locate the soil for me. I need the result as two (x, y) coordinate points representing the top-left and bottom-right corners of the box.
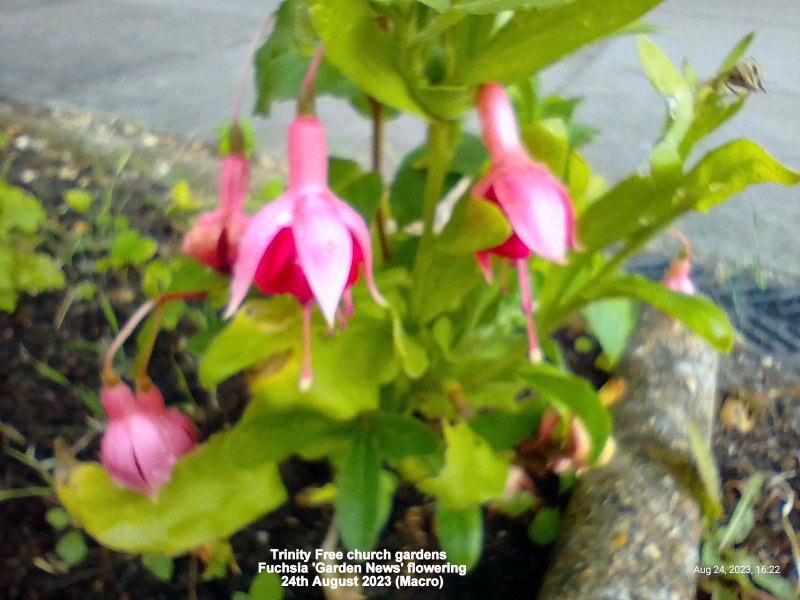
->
(0, 101), (797, 599)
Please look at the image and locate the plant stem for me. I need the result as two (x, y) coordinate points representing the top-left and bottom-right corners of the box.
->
(298, 44), (325, 116)
(369, 97), (391, 262)
(0, 486), (52, 503)
(136, 303), (165, 386)
(231, 12), (276, 123)
(420, 119), (454, 244)
(102, 299), (155, 380)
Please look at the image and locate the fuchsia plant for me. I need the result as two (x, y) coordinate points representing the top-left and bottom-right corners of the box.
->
(52, 2), (800, 589)
(473, 83), (579, 362)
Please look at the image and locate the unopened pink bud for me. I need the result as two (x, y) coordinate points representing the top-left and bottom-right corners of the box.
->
(99, 381), (196, 497)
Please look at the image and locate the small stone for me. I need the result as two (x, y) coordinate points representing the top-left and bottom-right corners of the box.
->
(19, 168), (36, 183)
(644, 543), (662, 560)
(142, 133), (159, 148)
(611, 531), (629, 549)
(13, 135), (30, 150)
(761, 355), (774, 368)
(58, 165), (78, 180)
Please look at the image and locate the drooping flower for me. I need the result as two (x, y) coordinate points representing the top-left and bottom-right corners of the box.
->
(661, 232), (695, 295)
(182, 126), (252, 273)
(224, 115), (385, 390)
(473, 83), (579, 362)
(99, 380), (196, 497)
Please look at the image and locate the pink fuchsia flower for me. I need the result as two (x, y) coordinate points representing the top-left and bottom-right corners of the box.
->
(661, 231), (695, 295)
(182, 133), (252, 273)
(473, 83), (579, 362)
(99, 380), (196, 498)
(224, 115), (385, 390)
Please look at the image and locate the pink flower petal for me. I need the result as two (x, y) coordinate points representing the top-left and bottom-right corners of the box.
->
(475, 250), (494, 283)
(224, 194), (294, 319)
(494, 165), (571, 264)
(161, 409), (197, 456)
(477, 83), (523, 159)
(331, 195), (387, 307)
(219, 154), (250, 214)
(100, 421), (151, 494)
(101, 382), (137, 420)
(126, 413), (178, 493)
(293, 192), (353, 327)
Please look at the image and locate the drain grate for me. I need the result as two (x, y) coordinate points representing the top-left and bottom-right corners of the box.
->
(628, 255), (800, 363)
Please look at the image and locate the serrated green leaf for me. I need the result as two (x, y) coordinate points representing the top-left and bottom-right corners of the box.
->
(0, 182), (46, 233)
(420, 421), (508, 509)
(106, 230), (157, 269)
(718, 32), (755, 75)
(469, 404), (543, 450)
(14, 253), (65, 294)
(521, 119), (570, 177)
(56, 430), (287, 556)
(438, 197), (511, 256)
(435, 504), (483, 571)
(412, 251), (481, 324)
(452, 0), (576, 14)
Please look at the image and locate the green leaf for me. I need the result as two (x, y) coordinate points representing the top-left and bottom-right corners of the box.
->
(245, 312), (398, 421)
(391, 313), (429, 379)
(451, 0), (577, 14)
(225, 411), (353, 466)
(46, 507), (71, 530)
(200, 297), (301, 387)
(528, 507), (561, 545)
(583, 298), (639, 367)
(412, 251), (481, 324)
(420, 421), (508, 509)
(682, 140), (800, 213)
(57, 430), (287, 556)
(590, 275), (734, 352)
(438, 197), (511, 256)
(521, 119), (570, 177)
(14, 253), (65, 294)
(329, 158), (383, 222)
(636, 36), (693, 173)
(718, 32), (755, 75)
(521, 364), (610, 462)
(751, 567), (796, 600)
(435, 504), (483, 571)
(464, 0), (665, 84)
(375, 412), (441, 461)
(250, 571), (285, 600)
(0, 182), (46, 233)
(679, 96), (745, 159)
(469, 403), (543, 450)
(308, 0), (426, 115)
(687, 423), (724, 520)
(255, 0), (362, 116)
(142, 553), (174, 582)
(717, 472), (764, 551)
(336, 430), (382, 551)
(56, 530), (88, 567)
(106, 230), (158, 269)
(65, 189), (93, 214)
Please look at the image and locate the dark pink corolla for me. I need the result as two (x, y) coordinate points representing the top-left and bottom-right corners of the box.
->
(474, 83), (579, 362)
(224, 115), (385, 390)
(182, 149), (252, 273)
(99, 380), (196, 497)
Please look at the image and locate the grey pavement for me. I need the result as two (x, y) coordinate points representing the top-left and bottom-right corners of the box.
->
(1, 0), (799, 273)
